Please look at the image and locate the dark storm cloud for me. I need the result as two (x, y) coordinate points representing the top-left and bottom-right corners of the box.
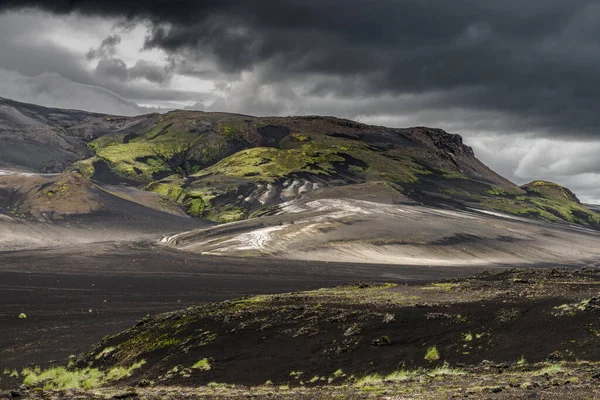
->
(0, 0), (599, 137)
(94, 58), (172, 84)
(128, 60), (172, 83)
(0, 36), (199, 103)
(86, 33), (121, 60)
(95, 58), (128, 80)
(88, 33), (173, 84)
(0, 15), (206, 105)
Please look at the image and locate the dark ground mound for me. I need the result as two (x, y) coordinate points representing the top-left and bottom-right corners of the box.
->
(6, 266), (600, 399)
(0, 242), (491, 379)
(72, 267), (600, 387)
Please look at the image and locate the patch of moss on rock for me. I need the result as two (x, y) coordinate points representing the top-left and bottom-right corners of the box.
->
(67, 157), (97, 179)
(186, 198), (208, 217)
(204, 206), (247, 223)
(147, 181), (187, 203)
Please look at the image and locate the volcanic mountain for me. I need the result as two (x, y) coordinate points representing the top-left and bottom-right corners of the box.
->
(1, 96), (599, 263)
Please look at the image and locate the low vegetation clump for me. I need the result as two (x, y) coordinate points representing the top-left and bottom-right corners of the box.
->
(3, 368), (19, 378)
(424, 346), (440, 362)
(94, 346), (116, 360)
(20, 360), (145, 390)
(533, 363), (564, 376)
(423, 282), (461, 292)
(356, 364), (465, 387)
(552, 299), (593, 316)
(11, 362), (600, 399)
(290, 134), (310, 142)
(192, 358), (211, 371)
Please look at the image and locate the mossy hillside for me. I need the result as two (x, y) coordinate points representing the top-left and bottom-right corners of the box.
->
(84, 114), (467, 190)
(523, 180), (581, 203)
(154, 134), (592, 227)
(145, 180), (210, 219)
(145, 178), (245, 222)
(436, 178), (600, 227)
(187, 133), (443, 189)
(487, 197), (599, 226)
(90, 138), (206, 183)
(138, 130), (432, 222)
(82, 115), (234, 183)
(59, 109), (600, 229)
(154, 136), (438, 221)
(146, 178), (246, 223)
(78, 113), (473, 195)
(478, 181), (600, 227)
(147, 180), (188, 203)
(191, 146), (344, 182)
(202, 206), (247, 223)
(192, 133), (441, 184)
(216, 118), (258, 142)
(93, 141), (172, 181)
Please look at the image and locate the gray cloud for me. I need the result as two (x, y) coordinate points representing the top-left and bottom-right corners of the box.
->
(86, 33), (121, 60)
(89, 33), (173, 84)
(95, 58), (128, 80)
(0, 0), (597, 138)
(2, 1), (600, 201)
(0, 67), (153, 115)
(128, 60), (171, 83)
(0, 12), (213, 108)
(94, 58), (171, 83)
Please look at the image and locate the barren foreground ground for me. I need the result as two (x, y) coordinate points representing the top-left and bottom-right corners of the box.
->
(0, 242), (494, 375)
(3, 254), (600, 399)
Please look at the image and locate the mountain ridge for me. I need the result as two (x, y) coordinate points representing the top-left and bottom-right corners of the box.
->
(0, 97), (598, 229)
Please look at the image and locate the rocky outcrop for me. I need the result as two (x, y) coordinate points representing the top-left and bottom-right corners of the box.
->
(403, 127), (475, 157)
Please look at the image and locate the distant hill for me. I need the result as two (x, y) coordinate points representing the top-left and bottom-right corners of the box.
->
(1, 96), (598, 229)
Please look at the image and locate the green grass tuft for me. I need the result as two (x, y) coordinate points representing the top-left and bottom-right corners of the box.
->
(192, 358), (211, 371)
(424, 346), (440, 362)
(533, 363), (563, 376)
(21, 360), (145, 390)
(356, 373), (384, 386)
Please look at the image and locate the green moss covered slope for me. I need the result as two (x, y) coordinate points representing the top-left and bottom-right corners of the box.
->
(64, 110), (599, 228)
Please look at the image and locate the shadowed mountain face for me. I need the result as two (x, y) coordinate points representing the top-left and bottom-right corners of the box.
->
(0, 97), (159, 173)
(1, 97), (599, 231)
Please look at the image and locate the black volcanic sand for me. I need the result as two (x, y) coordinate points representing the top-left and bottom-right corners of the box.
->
(0, 242), (499, 376)
(7, 267), (600, 400)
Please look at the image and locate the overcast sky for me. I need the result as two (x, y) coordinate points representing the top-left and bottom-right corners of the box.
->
(0, 1), (599, 202)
